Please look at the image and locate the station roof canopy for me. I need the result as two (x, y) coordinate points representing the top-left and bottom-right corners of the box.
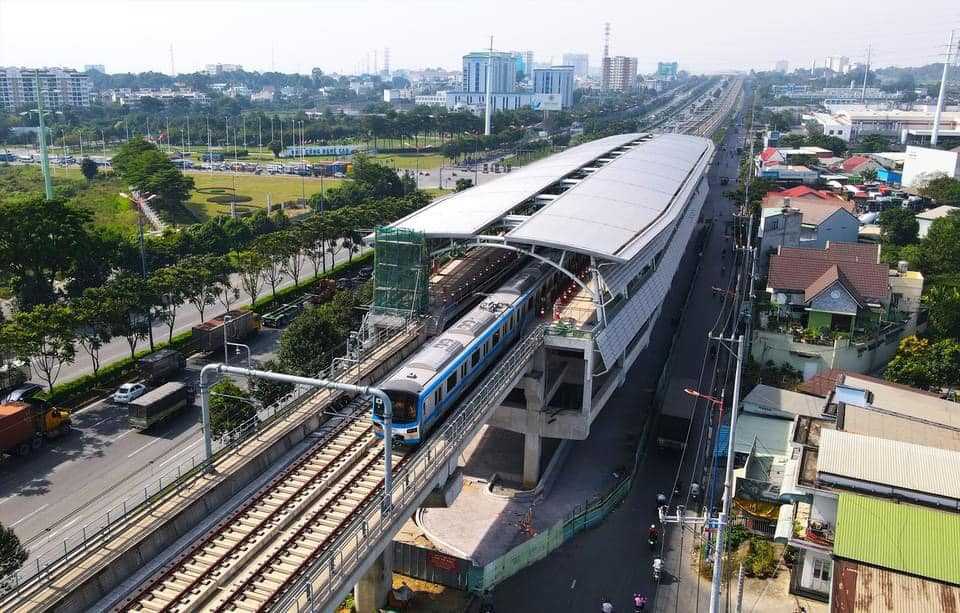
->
(386, 132), (712, 263)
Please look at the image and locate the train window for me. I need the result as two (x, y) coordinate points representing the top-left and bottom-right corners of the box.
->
(447, 371), (458, 393)
(435, 389), (441, 405)
(484, 340), (490, 355)
(461, 362), (467, 378)
(492, 330), (501, 346)
(471, 350), (479, 367)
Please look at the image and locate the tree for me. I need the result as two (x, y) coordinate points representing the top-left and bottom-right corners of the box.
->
(113, 138), (195, 209)
(249, 359), (295, 408)
(277, 305), (346, 375)
(455, 178), (473, 192)
(0, 522), (28, 578)
(281, 230), (305, 287)
(253, 234), (291, 299)
(89, 272), (157, 360)
(179, 255), (231, 321)
(860, 168), (878, 183)
(73, 296), (113, 379)
(885, 335), (960, 390)
(2, 304), (77, 391)
(150, 264), (189, 342)
(80, 157), (98, 181)
(267, 140), (282, 158)
(237, 251), (266, 307)
(917, 211), (960, 276)
(919, 175), (960, 205)
(924, 285), (960, 340)
(878, 207), (919, 246)
(208, 378), (257, 438)
(853, 134), (890, 153)
(0, 196), (95, 309)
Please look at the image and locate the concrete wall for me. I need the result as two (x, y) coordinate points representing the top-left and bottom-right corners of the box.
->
(902, 145), (960, 187)
(751, 326), (908, 379)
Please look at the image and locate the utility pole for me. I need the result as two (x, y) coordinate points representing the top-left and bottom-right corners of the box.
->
(34, 71), (53, 200)
(932, 30), (955, 146)
(860, 46), (871, 102)
(484, 36), (494, 136)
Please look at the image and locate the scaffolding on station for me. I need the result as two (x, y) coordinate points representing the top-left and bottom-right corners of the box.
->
(373, 226), (429, 315)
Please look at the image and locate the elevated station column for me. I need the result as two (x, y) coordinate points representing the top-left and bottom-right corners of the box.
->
(354, 546), (394, 611)
(521, 347), (547, 488)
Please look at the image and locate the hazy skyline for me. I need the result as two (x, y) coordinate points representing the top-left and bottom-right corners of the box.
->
(1, 0), (958, 76)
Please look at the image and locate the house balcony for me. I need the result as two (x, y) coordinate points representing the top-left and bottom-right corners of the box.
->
(787, 501), (836, 555)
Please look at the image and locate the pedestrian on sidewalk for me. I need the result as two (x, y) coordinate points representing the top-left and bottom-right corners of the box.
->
(633, 593), (647, 611)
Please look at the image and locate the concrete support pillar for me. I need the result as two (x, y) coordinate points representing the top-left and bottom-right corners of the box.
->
(354, 545), (393, 612)
(522, 430), (542, 489)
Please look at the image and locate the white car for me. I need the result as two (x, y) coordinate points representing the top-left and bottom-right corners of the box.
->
(113, 383), (147, 404)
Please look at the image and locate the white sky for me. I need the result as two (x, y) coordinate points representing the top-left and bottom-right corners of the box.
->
(1, 0), (958, 76)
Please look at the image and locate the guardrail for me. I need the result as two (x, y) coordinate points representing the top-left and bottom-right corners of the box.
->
(274, 324), (546, 611)
(0, 316), (422, 600)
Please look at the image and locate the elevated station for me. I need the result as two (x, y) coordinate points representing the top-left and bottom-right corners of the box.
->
(378, 131), (713, 487)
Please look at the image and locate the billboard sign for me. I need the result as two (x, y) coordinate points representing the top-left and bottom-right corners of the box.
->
(530, 93), (562, 111)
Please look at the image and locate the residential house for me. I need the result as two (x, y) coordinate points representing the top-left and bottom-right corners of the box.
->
(753, 243), (923, 379)
(916, 204), (959, 238)
(759, 164), (819, 185)
(773, 373), (960, 605)
(757, 196), (859, 273)
(839, 156), (880, 177)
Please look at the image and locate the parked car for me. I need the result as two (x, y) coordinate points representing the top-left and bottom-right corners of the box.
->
(113, 383), (147, 404)
(3, 383), (43, 403)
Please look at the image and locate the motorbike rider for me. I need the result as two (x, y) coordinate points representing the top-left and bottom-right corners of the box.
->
(647, 524), (657, 542)
(652, 557), (664, 580)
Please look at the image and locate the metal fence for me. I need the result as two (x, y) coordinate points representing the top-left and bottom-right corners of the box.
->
(0, 317), (421, 600)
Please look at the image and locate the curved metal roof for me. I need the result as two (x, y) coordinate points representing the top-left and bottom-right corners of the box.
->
(387, 132), (712, 263)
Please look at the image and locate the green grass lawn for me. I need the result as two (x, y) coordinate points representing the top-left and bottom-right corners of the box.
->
(372, 153), (445, 170)
(185, 171), (343, 221)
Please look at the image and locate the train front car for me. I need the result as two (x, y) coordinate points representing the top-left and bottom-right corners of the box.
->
(372, 259), (555, 445)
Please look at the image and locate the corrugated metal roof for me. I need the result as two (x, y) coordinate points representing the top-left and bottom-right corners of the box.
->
(506, 133), (712, 261)
(817, 429), (960, 500)
(832, 559), (960, 613)
(386, 133), (645, 239)
(834, 493), (960, 585)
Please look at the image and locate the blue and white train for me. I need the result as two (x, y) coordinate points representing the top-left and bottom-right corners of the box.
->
(372, 259), (554, 444)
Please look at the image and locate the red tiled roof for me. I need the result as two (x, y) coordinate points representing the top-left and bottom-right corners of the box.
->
(804, 265), (864, 305)
(769, 244), (888, 301)
(780, 185), (821, 198)
(841, 156), (873, 173)
(760, 147), (780, 162)
(779, 243), (879, 263)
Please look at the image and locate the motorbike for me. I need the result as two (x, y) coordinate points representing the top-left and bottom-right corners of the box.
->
(652, 564), (662, 583)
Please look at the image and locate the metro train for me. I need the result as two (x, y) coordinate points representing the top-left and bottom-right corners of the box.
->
(372, 259), (555, 444)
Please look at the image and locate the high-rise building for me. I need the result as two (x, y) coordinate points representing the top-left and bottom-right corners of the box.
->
(825, 56), (850, 74)
(83, 64), (105, 73)
(656, 62), (678, 80)
(775, 60), (789, 73)
(462, 51), (516, 94)
(601, 56), (638, 93)
(562, 53), (589, 79)
(524, 51), (534, 77)
(532, 66), (575, 108)
(0, 67), (91, 112)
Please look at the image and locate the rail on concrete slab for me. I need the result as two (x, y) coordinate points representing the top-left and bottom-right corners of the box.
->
(0, 316), (423, 606)
(273, 324), (547, 612)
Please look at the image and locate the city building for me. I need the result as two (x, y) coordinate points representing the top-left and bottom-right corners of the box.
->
(532, 66), (575, 108)
(754, 243), (923, 379)
(809, 113), (851, 141)
(656, 62), (678, 80)
(839, 155), (880, 177)
(83, 64), (105, 73)
(103, 87), (208, 106)
(562, 53), (589, 79)
(225, 85), (252, 98)
(445, 91), (533, 114)
(250, 88), (275, 103)
(809, 110), (960, 144)
(825, 55), (850, 74)
(204, 63), (243, 76)
(901, 145), (960, 187)
(758, 195), (859, 271)
(0, 67), (91, 112)
(462, 51), (516, 94)
(382, 88), (413, 103)
(775, 60), (789, 73)
(916, 205), (959, 238)
(601, 56), (638, 93)
(414, 91), (448, 107)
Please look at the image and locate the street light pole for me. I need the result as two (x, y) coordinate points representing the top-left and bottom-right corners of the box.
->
(120, 191), (158, 351)
(32, 71), (53, 200)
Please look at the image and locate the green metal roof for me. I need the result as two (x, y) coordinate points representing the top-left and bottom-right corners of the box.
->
(834, 493), (960, 585)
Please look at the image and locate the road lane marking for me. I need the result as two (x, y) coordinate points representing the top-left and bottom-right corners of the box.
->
(570, 579), (576, 589)
(109, 429), (134, 443)
(84, 413), (121, 430)
(10, 503), (48, 527)
(157, 440), (201, 468)
(127, 438), (161, 458)
(43, 515), (83, 541)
